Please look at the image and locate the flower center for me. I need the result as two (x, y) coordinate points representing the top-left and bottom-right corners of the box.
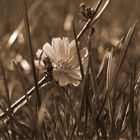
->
(53, 59), (71, 72)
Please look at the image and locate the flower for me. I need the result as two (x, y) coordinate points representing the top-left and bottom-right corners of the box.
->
(35, 37), (88, 86)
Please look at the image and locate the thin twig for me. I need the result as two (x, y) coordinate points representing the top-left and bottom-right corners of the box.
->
(0, 76), (47, 120)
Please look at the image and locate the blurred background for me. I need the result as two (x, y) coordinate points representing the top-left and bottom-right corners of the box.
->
(0, 0), (140, 103)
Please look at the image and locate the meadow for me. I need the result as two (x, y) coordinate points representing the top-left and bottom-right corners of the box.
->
(0, 0), (140, 139)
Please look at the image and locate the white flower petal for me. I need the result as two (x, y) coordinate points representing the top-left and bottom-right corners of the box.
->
(36, 49), (47, 60)
(58, 72), (69, 86)
(53, 70), (80, 86)
(36, 49), (43, 58)
(67, 69), (82, 80)
(64, 74), (80, 86)
(62, 37), (69, 59)
(43, 42), (57, 62)
(68, 47), (88, 69)
(68, 40), (76, 59)
(71, 80), (80, 86)
(51, 38), (62, 61)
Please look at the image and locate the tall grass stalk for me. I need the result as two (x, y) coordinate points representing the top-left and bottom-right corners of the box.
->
(21, 0), (41, 110)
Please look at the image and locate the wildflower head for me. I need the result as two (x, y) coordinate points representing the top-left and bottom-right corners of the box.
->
(35, 37), (88, 86)
(80, 3), (96, 21)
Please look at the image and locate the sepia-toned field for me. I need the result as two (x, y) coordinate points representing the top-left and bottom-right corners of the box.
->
(0, 0), (140, 139)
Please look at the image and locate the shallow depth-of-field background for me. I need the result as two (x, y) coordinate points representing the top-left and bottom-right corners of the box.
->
(0, 0), (140, 139)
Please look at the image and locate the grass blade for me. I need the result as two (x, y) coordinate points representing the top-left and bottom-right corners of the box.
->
(129, 66), (136, 140)
(21, 0), (41, 109)
(72, 22), (84, 79)
(0, 58), (11, 110)
(98, 21), (137, 118)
